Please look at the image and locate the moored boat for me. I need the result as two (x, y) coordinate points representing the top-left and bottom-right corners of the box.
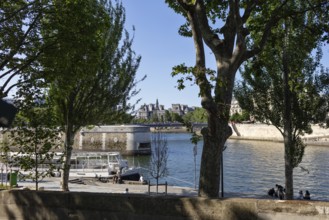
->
(1, 151), (141, 181)
(65, 151), (140, 180)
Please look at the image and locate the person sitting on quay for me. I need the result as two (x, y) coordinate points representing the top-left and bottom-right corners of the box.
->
(304, 190), (311, 200)
(298, 190), (304, 200)
(268, 188), (275, 197)
(275, 184), (285, 200)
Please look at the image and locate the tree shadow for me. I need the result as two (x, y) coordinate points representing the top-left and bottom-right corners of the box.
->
(1, 190), (68, 220)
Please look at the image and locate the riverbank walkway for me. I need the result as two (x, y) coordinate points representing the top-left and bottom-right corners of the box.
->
(8, 177), (199, 197)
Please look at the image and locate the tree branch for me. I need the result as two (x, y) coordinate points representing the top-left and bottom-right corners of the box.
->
(244, 0), (289, 60)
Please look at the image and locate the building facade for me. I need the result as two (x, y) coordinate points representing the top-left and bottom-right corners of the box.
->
(137, 98), (243, 121)
(136, 99), (195, 120)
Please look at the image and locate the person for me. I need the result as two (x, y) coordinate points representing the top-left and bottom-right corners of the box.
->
(275, 184), (285, 200)
(124, 188), (129, 194)
(117, 170), (122, 184)
(112, 175), (118, 184)
(304, 190), (311, 200)
(112, 170), (121, 184)
(139, 175), (144, 183)
(298, 190), (303, 200)
(268, 188), (275, 197)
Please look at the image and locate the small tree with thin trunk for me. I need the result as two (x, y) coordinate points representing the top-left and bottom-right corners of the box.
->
(149, 132), (169, 193)
(3, 92), (61, 190)
(235, 8), (327, 199)
(40, 0), (143, 191)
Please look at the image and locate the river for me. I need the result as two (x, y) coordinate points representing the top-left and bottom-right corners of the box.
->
(125, 133), (329, 201)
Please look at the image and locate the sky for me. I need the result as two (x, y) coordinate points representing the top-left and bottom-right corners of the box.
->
(122, 1), (329, 109)
(122, 0), (210, 108)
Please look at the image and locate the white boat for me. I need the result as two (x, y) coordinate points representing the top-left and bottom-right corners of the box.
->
(2, 151), (141, 181)
(62, 152), (141, 180)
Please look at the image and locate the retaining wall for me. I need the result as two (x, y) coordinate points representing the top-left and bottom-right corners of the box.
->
(1, 190), (329, 220)
(231, 124), (329, 143)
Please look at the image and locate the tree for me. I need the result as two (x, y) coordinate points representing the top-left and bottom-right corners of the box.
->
(164, 110), (172, 122)
(41, 0), (143, 191)
(229, 110), (250, 123)
(0, 0), (49, 98)
(2, 91), (60, 190)
(316, 69), (329, 127)
(235, 4), (327, 199)
(171, 112), (184, 123)
(165, 0), (329, 197)
(183, 107), (207, 123)
(149, 132), (169, 193)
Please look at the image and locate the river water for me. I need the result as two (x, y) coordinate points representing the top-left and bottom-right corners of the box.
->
(125, 133), (329, 201)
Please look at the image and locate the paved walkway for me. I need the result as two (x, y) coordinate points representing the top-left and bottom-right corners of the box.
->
(10, 177), (198, 197)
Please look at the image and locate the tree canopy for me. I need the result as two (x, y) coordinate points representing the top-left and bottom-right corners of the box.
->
(39, 0), (142, 191)
(0, 0), (47, 98)
(234, 2), (328, 198)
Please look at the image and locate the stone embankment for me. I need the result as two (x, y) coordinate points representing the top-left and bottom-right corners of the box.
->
(152, 123), (329, 145)
(230, 123), (329, 145)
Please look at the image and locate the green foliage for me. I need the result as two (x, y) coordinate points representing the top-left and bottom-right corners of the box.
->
(0, 0), (46, 98)
(171, 63), (215, 91)
(235, 8), (326, 170)
(42, 0), (143, 131)
(1, 94), (61, 189)
(183, 107), (207, 124)
(165, 110), (172, 122)
(37, 0), (143, 190)
(190, 132), (201, 145)
(315, 70), (329, 127)
(229, 111), (250, 123)
(171, 112), (184, 123)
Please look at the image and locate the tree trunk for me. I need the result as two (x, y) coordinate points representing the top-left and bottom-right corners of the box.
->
(183, 3), (237, 198)
(61, 126), (74, 191)
(283, 26), (294, 199)
(284, 145), (294, 199)
(199, 115), (232, 197)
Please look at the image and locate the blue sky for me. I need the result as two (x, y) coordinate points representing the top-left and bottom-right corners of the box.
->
(122, 0), (210, 108)
(122, 1), (329, 109)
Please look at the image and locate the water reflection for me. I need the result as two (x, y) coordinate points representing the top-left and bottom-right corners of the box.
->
(125, 133), (329, 201)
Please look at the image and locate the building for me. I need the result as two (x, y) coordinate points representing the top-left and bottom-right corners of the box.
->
(230, 97), (242, 116)
(136, 98), (242, 120)
(77, 125), (151, 155)
(137, 99), (166, 120)
(169, 104), (194, 116)
(136, 100), (194, 120)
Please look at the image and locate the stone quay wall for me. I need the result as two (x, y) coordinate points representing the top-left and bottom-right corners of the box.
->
(1, 190), (329, 220)
(231, 124), (329, 143)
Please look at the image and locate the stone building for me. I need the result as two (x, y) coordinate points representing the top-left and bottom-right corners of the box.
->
(137, 99), (195, 120)
(136, 99), (166, 120)
(230, 97), (243, 116)
(168, 104), (194, 116)
(75, 125), (151, 155)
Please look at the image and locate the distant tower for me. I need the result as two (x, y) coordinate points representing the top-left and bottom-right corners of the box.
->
(156, 99), (159, 110)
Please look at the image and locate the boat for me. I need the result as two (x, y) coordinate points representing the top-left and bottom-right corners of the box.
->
(1, 151), (141, 181)
(63, 152), (141, 181)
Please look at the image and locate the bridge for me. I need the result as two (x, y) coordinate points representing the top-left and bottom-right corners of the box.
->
(135, 123), (208, 132)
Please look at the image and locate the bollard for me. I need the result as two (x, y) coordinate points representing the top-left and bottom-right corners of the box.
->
(148, 180), (150, 196)
(165, 181), (167, 195)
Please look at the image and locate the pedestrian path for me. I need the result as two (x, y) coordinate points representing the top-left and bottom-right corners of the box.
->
(10, 177), (198, 197)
